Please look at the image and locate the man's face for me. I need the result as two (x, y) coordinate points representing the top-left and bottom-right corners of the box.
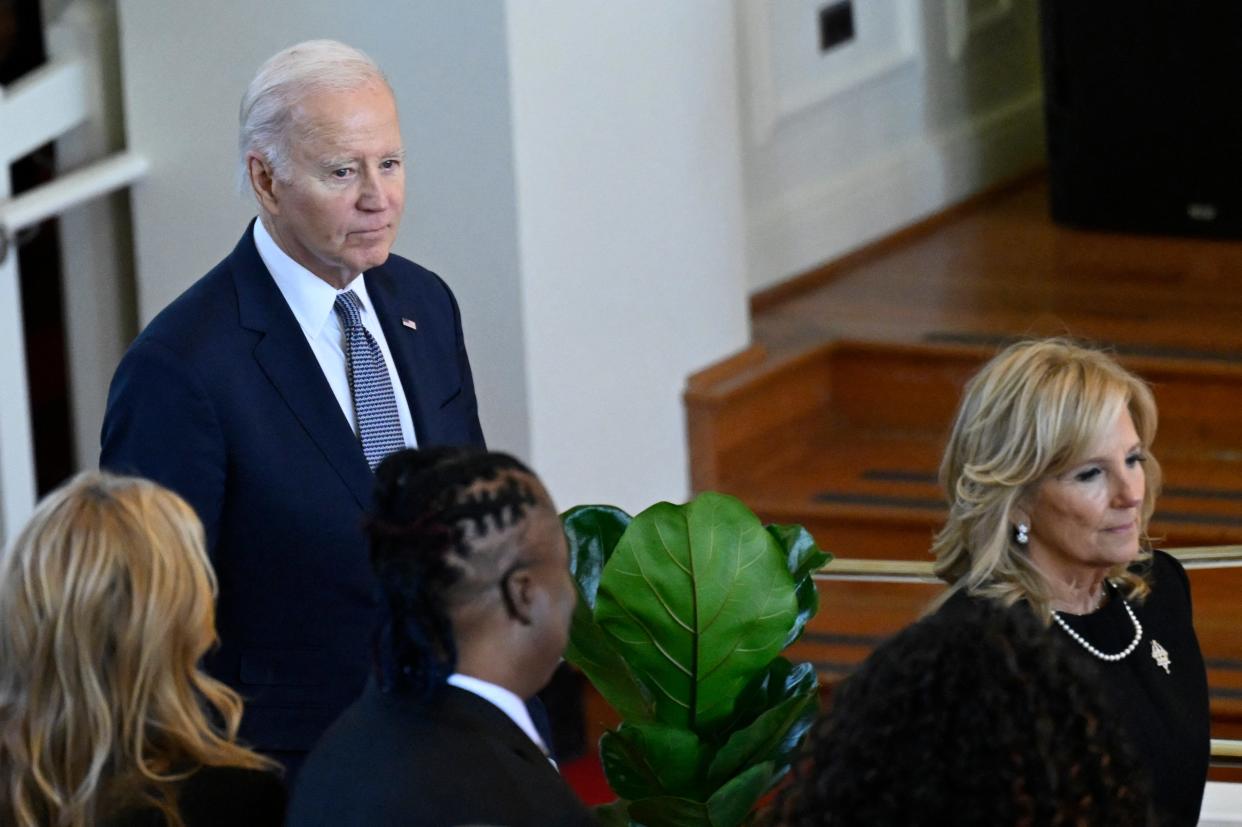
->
(263, 80), (405, 287)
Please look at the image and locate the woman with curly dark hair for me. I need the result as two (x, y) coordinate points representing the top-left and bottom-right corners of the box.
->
(768, 600), (1151, 826)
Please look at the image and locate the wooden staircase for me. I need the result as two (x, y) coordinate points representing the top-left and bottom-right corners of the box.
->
(685, 176), (1242, 771)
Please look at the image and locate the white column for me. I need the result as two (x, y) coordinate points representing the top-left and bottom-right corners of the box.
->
(0, 171), (37, 543)
(505, 0), (751, 512)
(0, 32), (104, 542)
(47, 0), (137, 471)
(1202, 780), (1242, 825)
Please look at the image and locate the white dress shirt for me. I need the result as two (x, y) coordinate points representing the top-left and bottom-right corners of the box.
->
(447, 673), (553, 763)
(254, 220), (417, 449)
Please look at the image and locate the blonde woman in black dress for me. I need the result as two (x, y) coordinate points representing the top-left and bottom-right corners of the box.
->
(932, 338), (1209, 826)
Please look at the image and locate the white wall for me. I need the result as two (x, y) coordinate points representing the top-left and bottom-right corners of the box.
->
(1202, 781), (1242, 826)
(505, 1), (750, 513)
(739, 0), (1045, 291)
(116, 0), (532, 455)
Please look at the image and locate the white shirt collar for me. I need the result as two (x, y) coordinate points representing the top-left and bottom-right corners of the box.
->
(252, 219), (373, 338)
(446, 673), (550, 756)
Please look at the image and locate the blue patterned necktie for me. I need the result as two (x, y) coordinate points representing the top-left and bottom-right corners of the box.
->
(333, 290), (405, 470)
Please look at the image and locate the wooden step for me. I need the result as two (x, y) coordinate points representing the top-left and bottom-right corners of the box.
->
(737, 439), (1242, 560)
(689, 339), (1242, 496)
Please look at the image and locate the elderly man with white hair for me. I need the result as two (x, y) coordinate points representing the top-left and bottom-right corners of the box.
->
(101, 40), (485, 771)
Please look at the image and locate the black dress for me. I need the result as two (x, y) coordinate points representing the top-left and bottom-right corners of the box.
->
(102, 765), (286, 827)
(940, 550), (1210, 826)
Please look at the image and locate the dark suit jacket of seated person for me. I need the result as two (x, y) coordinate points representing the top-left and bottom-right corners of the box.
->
(99, 40), (485, 762)
(288, 448), (596, 827)
(0, 472), (285, 827)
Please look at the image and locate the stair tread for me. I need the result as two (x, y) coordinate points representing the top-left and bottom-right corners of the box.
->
(727, 427), (1242, 527)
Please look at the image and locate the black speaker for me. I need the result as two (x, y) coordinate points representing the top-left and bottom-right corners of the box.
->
(1040, 2), (1242, 237)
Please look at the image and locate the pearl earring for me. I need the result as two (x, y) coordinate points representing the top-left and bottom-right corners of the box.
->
(1015, 523), (1030, 545)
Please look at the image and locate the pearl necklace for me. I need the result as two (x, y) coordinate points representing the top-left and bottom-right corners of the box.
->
(1051, 593), (1143, 662)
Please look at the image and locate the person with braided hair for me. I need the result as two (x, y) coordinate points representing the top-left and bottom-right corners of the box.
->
(763, 599), (1153, 826)
(287, 447), (593, 827)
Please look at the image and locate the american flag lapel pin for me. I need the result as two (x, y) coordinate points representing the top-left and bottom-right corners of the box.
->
(401, 317), (417, 331)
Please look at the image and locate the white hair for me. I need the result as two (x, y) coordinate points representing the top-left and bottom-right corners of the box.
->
(238, 39), (390, 193)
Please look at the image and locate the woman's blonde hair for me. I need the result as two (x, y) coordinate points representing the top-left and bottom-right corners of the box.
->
(931, 339), (1161, 618)
(0, 471), (273, 827)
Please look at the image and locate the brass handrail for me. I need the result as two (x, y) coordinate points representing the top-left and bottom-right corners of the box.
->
(1212, 738), (1242, 768)
(1169, 545), (1242, 569)
(808, 550), (1242, 768)
(813, 546), (1242, 583)
(813, 558), (937, 583)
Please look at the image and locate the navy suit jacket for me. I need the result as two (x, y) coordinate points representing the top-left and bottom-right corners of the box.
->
(100, 224), (484, 752)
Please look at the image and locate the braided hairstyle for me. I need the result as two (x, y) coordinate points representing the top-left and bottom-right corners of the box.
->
(763, 599), (1151, 826)
(366, 447), (543, 698)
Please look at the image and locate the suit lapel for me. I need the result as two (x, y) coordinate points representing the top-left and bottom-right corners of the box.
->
(439, 687), (557, 771)
(366, 266), (430, 443)
(229, 224), (373, 509)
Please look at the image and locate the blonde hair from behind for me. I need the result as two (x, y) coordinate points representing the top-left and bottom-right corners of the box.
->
(0, 471), (273, 827)
(931, 339), (1161, 618)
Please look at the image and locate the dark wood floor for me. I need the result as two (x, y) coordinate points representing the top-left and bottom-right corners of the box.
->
(686, 173), (1242, 776)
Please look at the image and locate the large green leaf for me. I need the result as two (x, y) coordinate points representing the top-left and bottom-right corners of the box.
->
(565, 591), (656, 723)
(704, 680), (818, 787)
(564, 505), (632, 608)
(765, 523), (829, 581)
(704, 762), (774, 827)
(593, 493), (799, 733)
(723, 658), (817, 734)
(599, 723), (710, 801)
(764, 524), (829, 647)
(562, 505), (654, 723)
(622, 763), (775, 827)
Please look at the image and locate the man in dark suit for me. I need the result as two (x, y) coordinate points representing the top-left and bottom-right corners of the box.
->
(288, 448), (594, 827)
(100, 40), (484, 765)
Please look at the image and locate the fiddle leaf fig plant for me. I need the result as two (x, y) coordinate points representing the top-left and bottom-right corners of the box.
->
(563, 492), (830, 827)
